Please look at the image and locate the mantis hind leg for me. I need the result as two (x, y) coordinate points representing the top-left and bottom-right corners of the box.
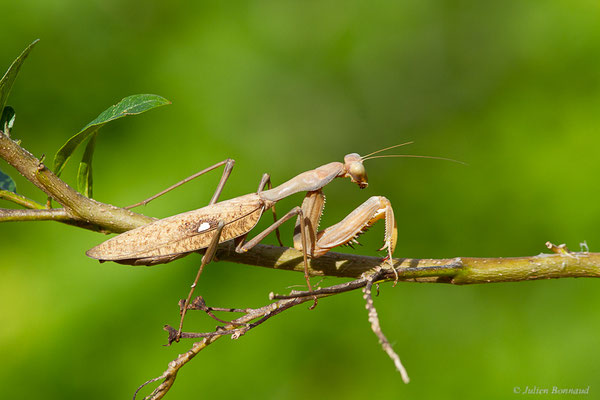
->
(125, 158), (235, 209)
(176, 220), (226, 342)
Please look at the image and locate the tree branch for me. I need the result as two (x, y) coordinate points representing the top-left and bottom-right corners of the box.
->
(3, 160), (595, 286)
(0, 130), (154, 233)
(2, 129), (599, 284)
(215, 241), (600, 284)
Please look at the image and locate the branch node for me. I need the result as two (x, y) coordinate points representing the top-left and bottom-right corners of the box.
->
(546, 241), (574, 257)
(37, 156), (46, 170)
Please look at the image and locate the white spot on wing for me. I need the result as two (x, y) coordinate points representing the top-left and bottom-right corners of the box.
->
(197, 222), (211, 232)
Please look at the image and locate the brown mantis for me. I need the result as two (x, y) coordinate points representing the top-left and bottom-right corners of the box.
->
(87, 143), (456, 338)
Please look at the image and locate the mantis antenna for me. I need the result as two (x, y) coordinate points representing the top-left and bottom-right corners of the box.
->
(360, 142), (415, 159)
(362, 154), (467, 165)
(360, 142), (466, 165)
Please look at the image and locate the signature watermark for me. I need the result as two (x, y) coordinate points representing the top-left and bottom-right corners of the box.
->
(513, 386), (590, 395)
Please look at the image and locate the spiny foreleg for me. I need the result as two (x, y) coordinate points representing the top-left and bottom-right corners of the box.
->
(294, 194), (398, 278)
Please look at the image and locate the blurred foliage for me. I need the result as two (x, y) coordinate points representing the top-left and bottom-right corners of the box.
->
(1, 1), (599, 399)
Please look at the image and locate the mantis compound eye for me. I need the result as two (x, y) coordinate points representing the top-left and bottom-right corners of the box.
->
(348, 162), (368, 188)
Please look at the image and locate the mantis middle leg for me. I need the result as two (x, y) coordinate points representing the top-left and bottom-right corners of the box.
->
(256, 173), (283, 247)
(125, 158), (235, 209)
(234, 206), (316, 304)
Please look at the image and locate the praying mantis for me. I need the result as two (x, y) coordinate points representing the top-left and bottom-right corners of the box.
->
(87, 143), (455, 338)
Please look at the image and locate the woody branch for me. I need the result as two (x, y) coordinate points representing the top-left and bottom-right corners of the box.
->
(2, 128), (600, 284)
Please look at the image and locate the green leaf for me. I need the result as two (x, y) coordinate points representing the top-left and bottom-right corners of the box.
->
(1, 106), (16, 132)
(53, 94), (170, 177)
(0, 167), (17, 193)
(0, 39), (39, 114)
(77, 132), (97, 197)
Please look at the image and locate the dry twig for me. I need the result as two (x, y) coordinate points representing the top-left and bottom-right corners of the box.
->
(363, 268), (410, 383)
(135, 293), (316, 400)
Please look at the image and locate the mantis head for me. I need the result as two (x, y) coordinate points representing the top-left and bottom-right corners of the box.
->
(343, 153), (368, 189)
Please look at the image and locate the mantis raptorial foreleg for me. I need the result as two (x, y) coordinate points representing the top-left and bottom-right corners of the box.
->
(125, 158), (235, 209)
(293, 192), (398, 278)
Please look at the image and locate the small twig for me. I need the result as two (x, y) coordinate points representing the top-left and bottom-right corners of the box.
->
(0, 190), (45, 209)
(133, 376), (165, 400)
(0, 207), (112, 231)
(270, 260), (465, 300)
(0, 207), (70, 221)
(139, 336), (219, 400)
(166, 308), (279, 344)
(183, 296), (250, 313)
(164, 324), (245, 341)
(271, 276), (371, 300)
(178, 296), (249, 325)
(546, 241), (571, 255)
(363, 268), (410, 383)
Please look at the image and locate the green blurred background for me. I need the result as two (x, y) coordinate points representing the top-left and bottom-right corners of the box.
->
(1, 1), (599, 399)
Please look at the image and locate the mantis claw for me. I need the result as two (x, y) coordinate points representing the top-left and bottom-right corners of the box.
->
(382, 253), (399, 286)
